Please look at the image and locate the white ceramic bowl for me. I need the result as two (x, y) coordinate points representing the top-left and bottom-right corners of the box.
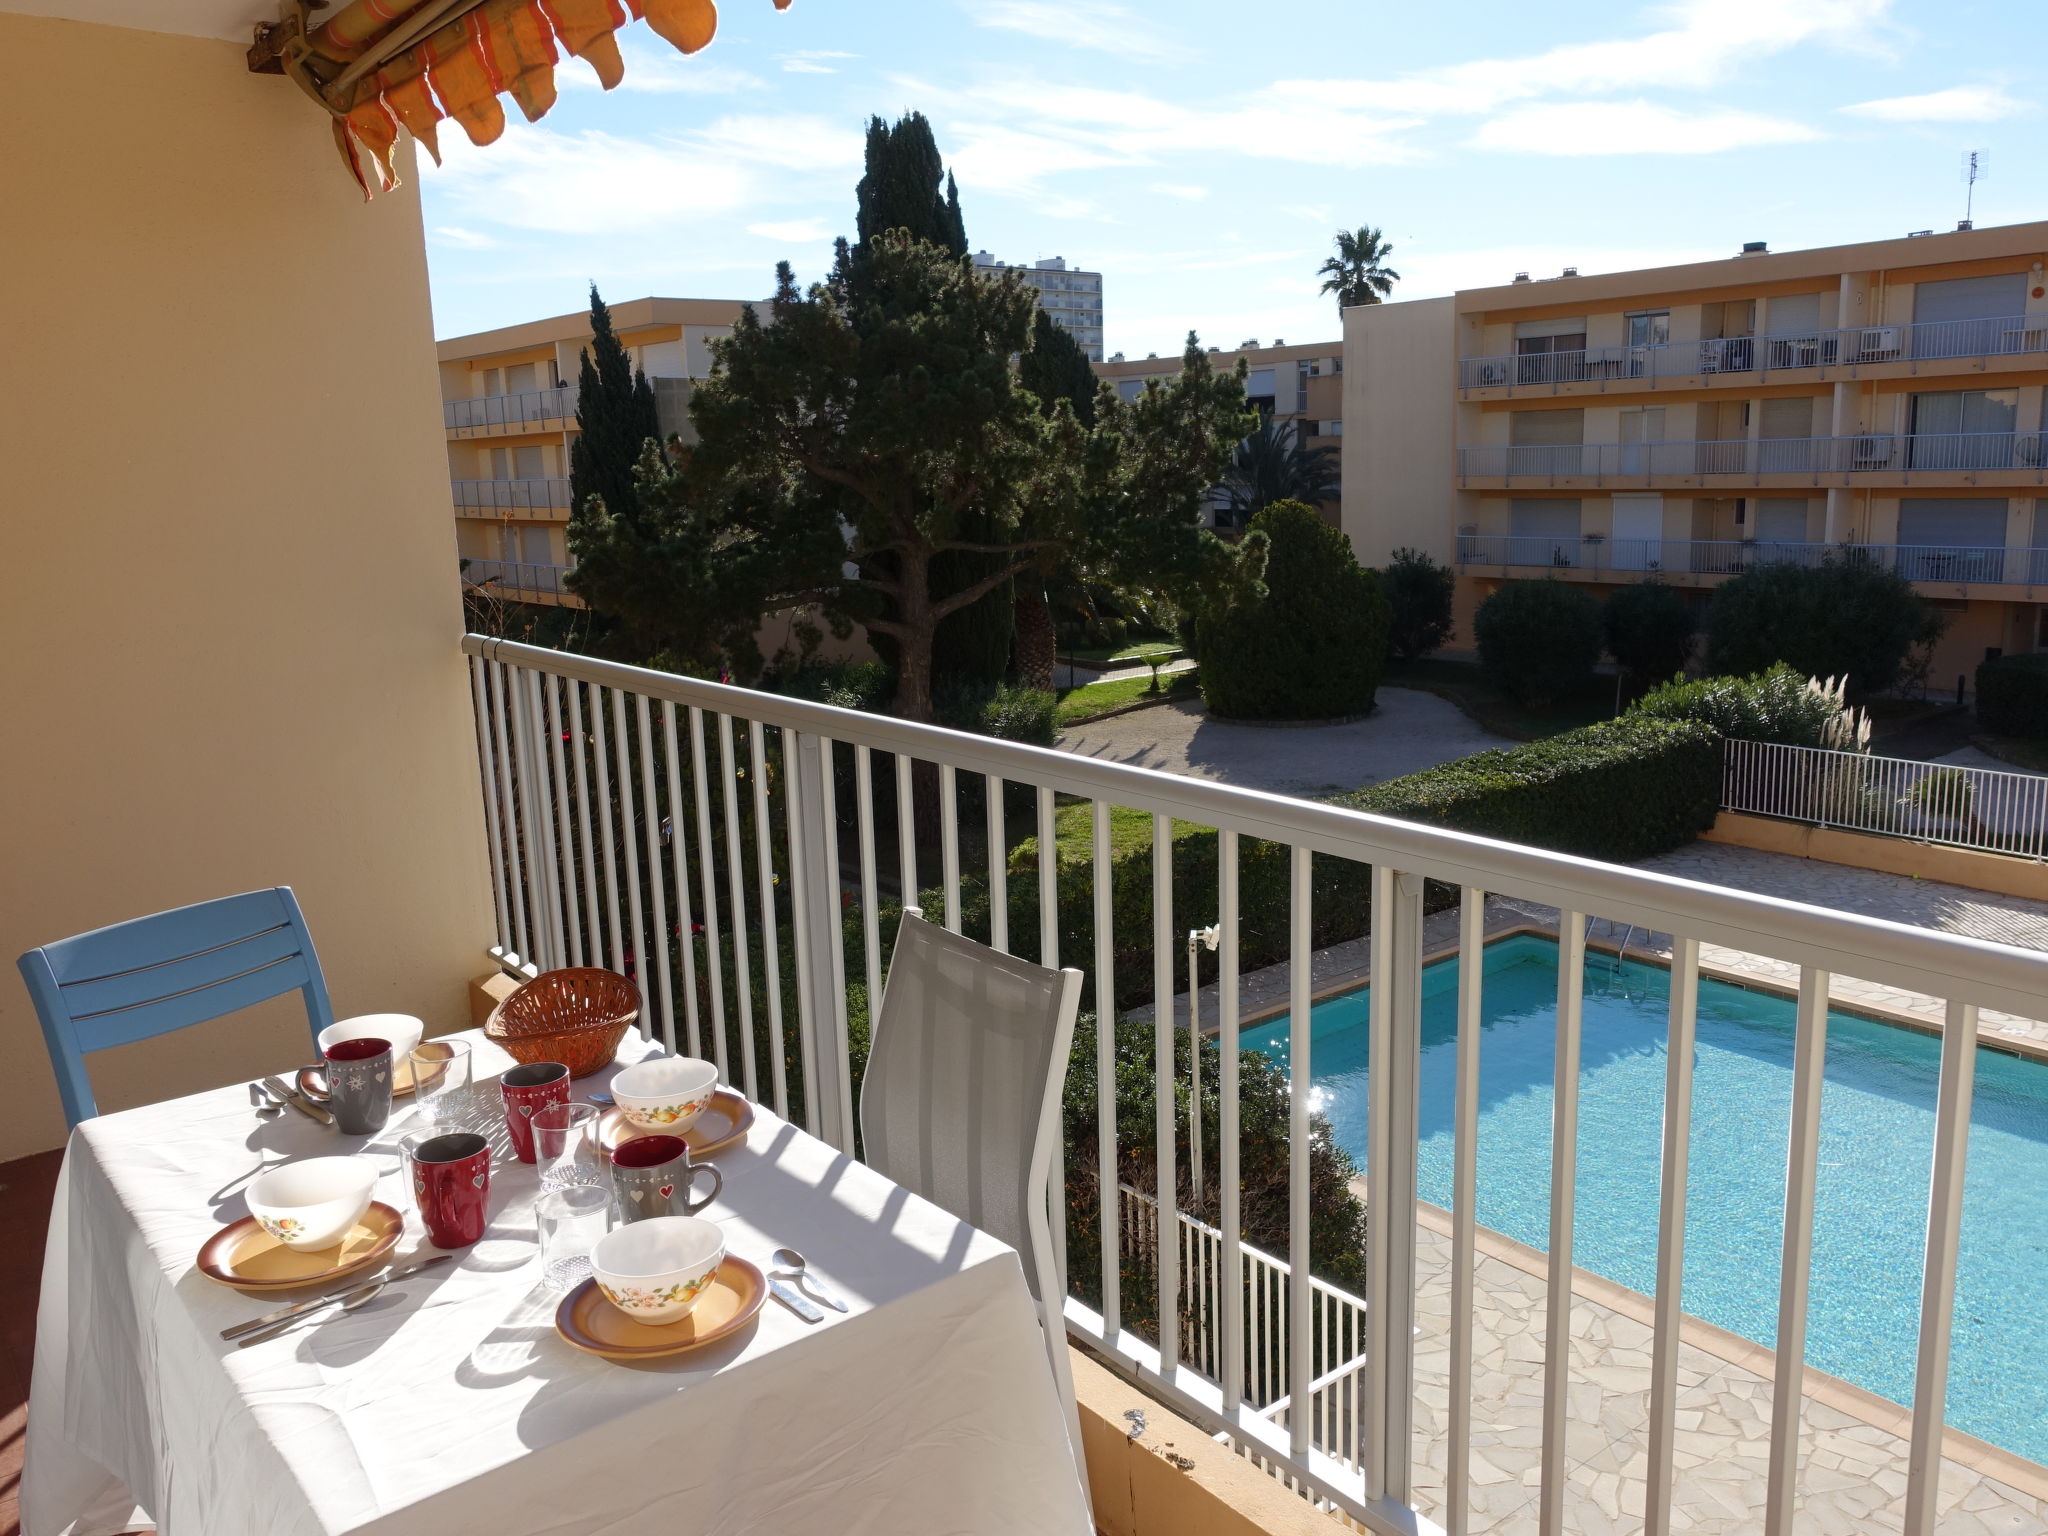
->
(610, 1056), (719, 1135)
(246, 1157), (380, 1251)
(591, 1214), (725, 1326)
(319, 1013), (425, 1061)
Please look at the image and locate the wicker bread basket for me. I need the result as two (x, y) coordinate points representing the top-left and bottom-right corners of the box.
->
(485, 968), (638, 1079)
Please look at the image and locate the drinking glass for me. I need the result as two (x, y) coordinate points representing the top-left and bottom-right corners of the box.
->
(532, 1101), (603, 1191)
(410, 1040), (474, 1130)
(536, 1185), (611, 1289)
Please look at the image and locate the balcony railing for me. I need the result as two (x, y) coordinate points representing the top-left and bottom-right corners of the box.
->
(459, 558), (574, 596)
(461, 634), (2048, 1536)
(452, 477), (575, 511)
(1459, 312), (2048, 389)
(1456, 534), (2048, 585)
(1457, 431), (2048, 483)
(443, 384), (578, 432)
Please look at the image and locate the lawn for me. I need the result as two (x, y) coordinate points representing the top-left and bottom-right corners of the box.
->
(1381, 657), (1618, 741)
(1054, 668), (1198, 727)
(1058, 638), (1180, 666)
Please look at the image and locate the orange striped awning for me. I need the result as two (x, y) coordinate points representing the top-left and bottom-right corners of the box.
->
(259, 0), (791, 198)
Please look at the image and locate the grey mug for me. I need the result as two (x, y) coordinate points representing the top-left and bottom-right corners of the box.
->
(608, 1134), (721, 1224)
(296, 1037), (394, 1135)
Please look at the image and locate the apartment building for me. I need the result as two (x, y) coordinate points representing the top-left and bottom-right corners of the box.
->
(438, 296), (751, 607)
(1343, 221), (2048, 688)
(972, 252), (1105, 361)
(1096, 338), (1344, 526)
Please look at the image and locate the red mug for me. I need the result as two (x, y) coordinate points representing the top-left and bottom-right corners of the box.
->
(499, 1061), (571, 1164)
(407, 1132), (490, 1248)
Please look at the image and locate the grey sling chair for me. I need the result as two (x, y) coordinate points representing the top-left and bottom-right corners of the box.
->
(858, 909), (1089, 1491)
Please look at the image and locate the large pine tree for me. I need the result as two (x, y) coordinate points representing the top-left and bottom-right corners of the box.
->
(568, 285), (659, 525)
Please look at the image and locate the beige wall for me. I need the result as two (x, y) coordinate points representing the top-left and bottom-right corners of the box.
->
(0, 13), (494, 1158)
(1341, 295), (1457, 565)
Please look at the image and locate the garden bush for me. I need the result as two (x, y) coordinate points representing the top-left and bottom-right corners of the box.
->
(1602, 580), (1694, 691)
(1629, 663), (1864, 749)
(1194, 500), (1391, 720)
(1381, 547), (1456, 661)
(1704, 555), (1941, 698)
(1472, 579), (1602, 706)
(1977, 653), (2048, 740)
(936, 681), (1056, 745)
(1339, 715), (1720, 863)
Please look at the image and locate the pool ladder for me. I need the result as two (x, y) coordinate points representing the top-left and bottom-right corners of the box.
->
(1585, 916), (1640, 997)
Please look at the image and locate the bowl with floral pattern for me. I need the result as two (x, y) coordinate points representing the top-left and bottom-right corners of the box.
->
(609, 1056), (720, 1137)
(245, 1156), (380, 1252)
(590, 1215), (725, 1327)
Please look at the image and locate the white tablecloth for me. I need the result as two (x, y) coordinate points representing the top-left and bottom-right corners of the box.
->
(25, 1030), (1089, 1536)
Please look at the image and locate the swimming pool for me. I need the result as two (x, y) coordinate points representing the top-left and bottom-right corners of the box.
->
(1242, 932), (2048, 1462)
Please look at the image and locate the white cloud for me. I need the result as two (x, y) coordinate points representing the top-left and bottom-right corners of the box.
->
(1472, 100), (1821, 155)
(557, 40), (762, 94)
(431, 226), (499, 249)
(1839, 85), (2024, 122)
(779, 49), (855, 74)
(1151, 183), (1209, 201)
(747, 218), (834, 241)
(963, 1), (1188, 64)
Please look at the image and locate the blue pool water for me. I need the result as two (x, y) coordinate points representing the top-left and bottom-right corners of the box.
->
(1242, 934), (2048, 1461)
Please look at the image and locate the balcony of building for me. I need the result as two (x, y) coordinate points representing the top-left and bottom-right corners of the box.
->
(1458, 313), (2048, 399)
(459, 557), (583, 607)
(443, 383), (581, 438)
(453, 477), (575, 516)
(1455, 533), (2048, 595)
(1457, 431), (2048, 490)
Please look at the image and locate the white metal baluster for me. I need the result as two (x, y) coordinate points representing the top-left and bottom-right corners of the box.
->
(1219, 830), (1243, 1414)
(940, 763), (961, 933)
(1037, 785), (1065, 1290)
(896, 752), (917, 906)
(1904, 998), (1980, 1536)
(659, 706), (703, 1060)
(1288, 847), (1312, 1462)
(818, 737), (855, 1151)
(543, 673), (582, 968)
(855, 745), (883, 1022)
(1152, 811), (1178, 1377)
(518, 670), (566, 969)
(1188, 935), (1203, 1203)
(567, 681), (602, 966)
(588, 682), (624, 976)
(468, 657), (512, 959)
(1447, 887), (1486, 1536)
(750, 722), (789, 1119)
(1645, 937), (1701, 1536)
(1539, 912), (1586, 1536)
(1365, 865), (1421, 1501)
(688, 707), (730, 1084)
(1094, 799), (1119, 1339)
(987, 775), (1009, 953)
(634, 695), (675, 1049)
(1764, 966), (1831, 1536)
(610, 690), (650, 1022)
(486, 662), (530, 968)
(718, 715), (760, 1101)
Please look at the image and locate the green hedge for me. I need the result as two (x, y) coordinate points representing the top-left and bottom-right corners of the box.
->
(1977, 654), (2048, 740)
(1338, 715), (1720, 863)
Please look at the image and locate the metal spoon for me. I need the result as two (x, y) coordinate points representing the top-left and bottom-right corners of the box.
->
(248, 1082), (282, 1118)
(236, 1278), (387, 1347)
(770, 1247), (848, 1312)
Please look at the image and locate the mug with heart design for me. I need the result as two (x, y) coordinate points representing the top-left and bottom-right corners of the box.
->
(406, 1131), (491, 1248)
(609, 1134), (721, 1225)
(295, 1037), (393, 1136)
(499, 1061), (570, 1164)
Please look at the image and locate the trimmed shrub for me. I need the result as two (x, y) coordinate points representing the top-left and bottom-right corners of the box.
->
(1704, 555), (1940, 698)
(1339, 715), (1720, 863)
(1473, 579), (1602, 706)
(1977, 653), (2048, 739)
(937, 681), (1056, 745)
(1194, 500), (1391, 720)
(1382, 547), (1456, 660)
(1602, 580), (1694, 691)
(1630, 663), (1855, 748)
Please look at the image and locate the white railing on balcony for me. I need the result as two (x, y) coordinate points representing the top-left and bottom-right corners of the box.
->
(443, 385), (579, 432)
(1457, 431), (2048, 483)
(460, 633), (2048, 1536)
(452, 478), (575, 511)
(459, 559), (574, 596)
(1455, 535), (2048, 585)
(1459, 312), (2048, 389)
(1724, 739), (2048, 860)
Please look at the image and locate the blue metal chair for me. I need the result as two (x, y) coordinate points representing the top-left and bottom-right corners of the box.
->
(18, 887), (333, 1129)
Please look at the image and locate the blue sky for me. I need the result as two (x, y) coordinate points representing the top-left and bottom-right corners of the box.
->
(420, 0), (2045, 354)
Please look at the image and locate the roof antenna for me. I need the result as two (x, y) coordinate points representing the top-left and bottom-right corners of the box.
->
(1959, 149), (1988, 230)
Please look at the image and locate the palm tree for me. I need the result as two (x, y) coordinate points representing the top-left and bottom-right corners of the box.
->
(1216, 417), (1341, 528)
(1318, 226), (1400, 313)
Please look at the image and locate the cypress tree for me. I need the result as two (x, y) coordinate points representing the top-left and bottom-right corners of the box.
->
(853, 113), (968, 261)
(1019, 308), (1100, 428)
(568, 284), (659, 525)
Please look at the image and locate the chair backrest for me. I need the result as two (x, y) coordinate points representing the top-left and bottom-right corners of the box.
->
(859, 913), (1082, 1301)
(18, 886), (333, 1129)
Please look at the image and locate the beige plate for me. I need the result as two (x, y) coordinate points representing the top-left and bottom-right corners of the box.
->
(598, 1088), (755, 1159)
(196, 1202), (404, 1291)
(555, 1256), (766, 1361)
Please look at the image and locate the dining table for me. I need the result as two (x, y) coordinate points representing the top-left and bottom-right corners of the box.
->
(24, 1027), (1092, 1536)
